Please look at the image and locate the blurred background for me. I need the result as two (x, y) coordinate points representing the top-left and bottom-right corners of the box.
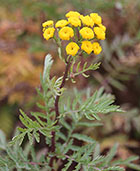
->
(0, 0), (140, 169)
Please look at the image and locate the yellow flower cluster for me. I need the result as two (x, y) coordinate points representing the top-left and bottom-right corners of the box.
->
(68, 17), (81, 27)
(42, 20), (55, 40)
(79, 27), (94, 39)
(66, 11), (81, 18)
(94, 27), (105, 40)
(55, 20), (68, 28)
(93, 42), (102, 55)
(42, 11), (106, 56)
(81, 41), (93, 54)
(42, 20), (54, 27)
(80, 15), (94, 27)
(59, 26), (74, 40)
(66, 42), (80, 56)
(43, 27), (55, 40)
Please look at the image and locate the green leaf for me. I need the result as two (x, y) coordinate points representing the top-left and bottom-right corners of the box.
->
(0, 166), (9, 171)
(63, 139), (73, 154)
(57, 132), (67, 141)
(78, 87), (123, 121)
(74, 163), (81, 171)
(43, 54), (53, 83)
(60, 119), (71, 130)
(72, 133), (95, 143)
(90, 155), (106, 165)
(77, 122), (103, 127)
(62, 160), (73, 171)
(9, 132), (26, 146)
(122, 156), (139, 163)
(33, 131), (40, 143)
(126, 163), (140, 170)
(85, 113), (95, 120)
(105, 143), (118, 165)
(90, 112), (101, 120)
(76, 61), (81, 72)
(93, 143), (100, 158)
(0, 130), (6, 150)
(27, 132), (33, 145)
(103, 166), (125, 171)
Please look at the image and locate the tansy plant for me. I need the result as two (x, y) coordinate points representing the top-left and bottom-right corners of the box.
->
(0, 11), (140, 171)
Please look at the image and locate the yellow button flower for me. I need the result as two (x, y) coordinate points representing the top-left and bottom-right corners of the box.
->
(90, 13), (102, 25)
(66, 42), (79, 56)
(93, 42), (102, 55)
(94, 27), (105, 40)
(98, 24), (106, 32)
(80, 15), (94, 27)
(79, 27), (94, 39)
(55, 20), (68, 28)
(68, 17), (81, 27)
(66, 11), (80, 18)
(81, 41), (93, 54)
(59, 26), (74, 40)
(43, 27), (55, 40)
(42, 20), (54, 27)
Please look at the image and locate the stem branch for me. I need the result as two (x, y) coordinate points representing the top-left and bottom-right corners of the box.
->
(49, 57), (71, 168)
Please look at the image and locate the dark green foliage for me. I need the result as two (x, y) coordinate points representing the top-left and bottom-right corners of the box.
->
(0, 54), (139, 170)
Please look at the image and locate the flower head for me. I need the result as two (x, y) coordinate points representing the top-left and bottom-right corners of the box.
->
(66, 11), (80, 18)
(59, 26), (74, 40)
(81, 41), (93, 54)
(98, 24), (106, 32)
(42, 20), (54, 27)
(68, 17), (81, 27)
(80, 15), (94, 27)
(42, 11), (105, 57)
(90, 13), (102, 24)
(79, 27), (94, 39)
(43, 27), (55, 40)
(66, 42), (79, 56)
(55, 20), (68, 28)
(94, 27), (105, 40)
(93, 42), (102, 55)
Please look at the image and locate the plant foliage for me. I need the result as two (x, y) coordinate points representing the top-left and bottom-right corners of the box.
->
(0, 54), (139, 170)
